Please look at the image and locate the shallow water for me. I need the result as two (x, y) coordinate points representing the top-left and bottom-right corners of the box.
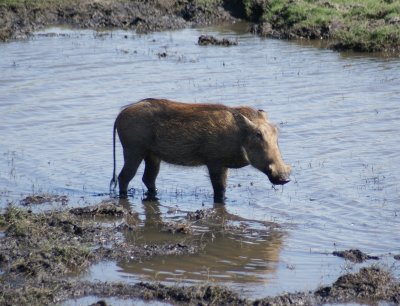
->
(1, 24), (400, 298)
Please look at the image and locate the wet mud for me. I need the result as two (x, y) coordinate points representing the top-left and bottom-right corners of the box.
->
(20, 194), (69, 206)
(332, 249), (380, 263)
(0, 0), (234, 41)
(198, 34), (238, 46)
(0, 196), (399, 305)
(1, 0), (399, 54)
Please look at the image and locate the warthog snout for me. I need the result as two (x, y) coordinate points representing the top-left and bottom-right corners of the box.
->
(266, 164), (291, 185)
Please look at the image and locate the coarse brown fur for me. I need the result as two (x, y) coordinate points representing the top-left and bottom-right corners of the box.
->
(110, 98), (291, 203)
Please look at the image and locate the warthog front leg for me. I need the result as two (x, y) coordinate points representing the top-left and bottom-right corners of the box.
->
(207, 165), (228, 204)
(142, 154), (161, 201)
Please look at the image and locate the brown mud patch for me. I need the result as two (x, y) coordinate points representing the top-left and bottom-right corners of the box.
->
(198, 34), (238, 46)
(0, 0), (235, 41)
(315, 267), (400, 305)
(333, 249), (380, 263)
(0, 197), (399, 305)
(69, 200), (127, 217)
(20, 194), (69, 206)
(1, 267), (399, 305)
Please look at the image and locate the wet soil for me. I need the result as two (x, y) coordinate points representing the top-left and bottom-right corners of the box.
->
(0, 0), (234, 41)
(20, 194), (69, 206)
(198, 34), (238, 46)
(1, 0), (399, 54)
(0, 196), (399, 305)
(332, 249), (380, 263)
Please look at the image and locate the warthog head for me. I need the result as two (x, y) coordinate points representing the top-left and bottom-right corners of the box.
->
(237, 110), (291, 185)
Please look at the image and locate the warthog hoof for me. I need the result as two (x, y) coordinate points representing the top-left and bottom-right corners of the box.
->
(143, 189), (159, 201)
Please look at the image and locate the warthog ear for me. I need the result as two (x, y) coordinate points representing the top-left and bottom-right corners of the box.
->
(233, 113), (258, 133)
(258, 109), (268, 120)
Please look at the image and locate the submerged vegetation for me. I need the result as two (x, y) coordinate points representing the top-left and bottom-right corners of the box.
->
(0, 0), (399, 53)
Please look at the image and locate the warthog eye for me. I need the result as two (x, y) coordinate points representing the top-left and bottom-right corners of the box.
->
(255, 131), (263, 139)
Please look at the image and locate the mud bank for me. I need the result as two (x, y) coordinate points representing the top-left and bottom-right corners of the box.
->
(0, 199), (399, 305)
(1, 267), (400, 305)
(0, 0), (234, 41)
(1, 0), (399, 53)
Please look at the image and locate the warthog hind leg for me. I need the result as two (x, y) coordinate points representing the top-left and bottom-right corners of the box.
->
(142, 154), (161, 201)
(118, 151), (143, 198)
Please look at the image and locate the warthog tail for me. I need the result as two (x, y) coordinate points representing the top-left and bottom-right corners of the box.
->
(109, 121), (118, 192)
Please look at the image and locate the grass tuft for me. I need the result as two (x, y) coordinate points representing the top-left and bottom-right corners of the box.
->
(2, 206), (93, 277)
(247, 0), (400, 52)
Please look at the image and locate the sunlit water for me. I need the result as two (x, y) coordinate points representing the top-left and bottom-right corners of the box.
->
(1, 24), (400, 299)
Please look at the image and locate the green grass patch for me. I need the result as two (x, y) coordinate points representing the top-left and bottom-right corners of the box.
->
(335, 22), (400, 52)
(0, 0), (58, 8)
(246, 0), (400, 52)
(195, 0), (222, 6)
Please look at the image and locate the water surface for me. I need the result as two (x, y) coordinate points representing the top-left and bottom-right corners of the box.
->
(1, 24), (399, 298)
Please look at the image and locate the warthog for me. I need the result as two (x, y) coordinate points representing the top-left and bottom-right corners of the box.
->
(110, 98), (291, 203)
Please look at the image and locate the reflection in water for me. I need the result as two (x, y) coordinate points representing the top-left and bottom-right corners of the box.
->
(117, 198), (283, 285)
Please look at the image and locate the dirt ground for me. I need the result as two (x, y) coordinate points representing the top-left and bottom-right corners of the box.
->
(0, 0), (235, 41)
(0, 196), (399, 305)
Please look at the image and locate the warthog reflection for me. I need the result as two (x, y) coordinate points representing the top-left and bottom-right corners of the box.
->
(116, 198), (284, 284)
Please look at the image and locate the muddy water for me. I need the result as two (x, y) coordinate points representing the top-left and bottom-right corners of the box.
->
(1, 24), (400, 298)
